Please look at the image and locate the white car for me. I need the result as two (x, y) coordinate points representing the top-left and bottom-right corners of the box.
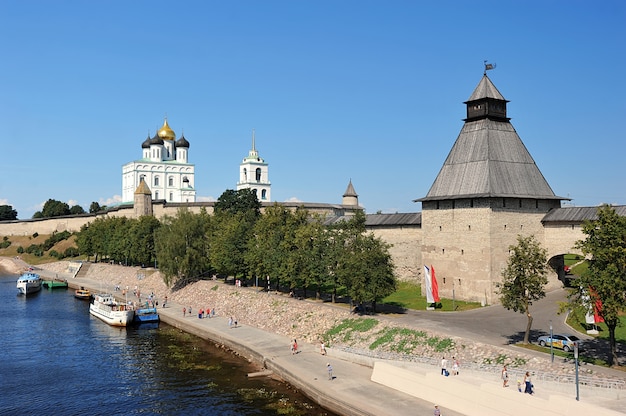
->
(537, 334), (582, 352)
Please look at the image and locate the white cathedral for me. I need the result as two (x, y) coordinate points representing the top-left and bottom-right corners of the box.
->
(122, 118), (196, 203)
(122, 120), (271, 203)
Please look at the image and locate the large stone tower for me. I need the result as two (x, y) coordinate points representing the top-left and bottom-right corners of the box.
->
(416, 72), (565, 304)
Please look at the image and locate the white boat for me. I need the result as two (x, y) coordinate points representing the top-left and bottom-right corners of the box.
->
(89, 293), (135, 327)
(17, 272), (42, 295)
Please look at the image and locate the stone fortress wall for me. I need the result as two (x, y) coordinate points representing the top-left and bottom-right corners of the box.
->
(0, 199), (591, 304)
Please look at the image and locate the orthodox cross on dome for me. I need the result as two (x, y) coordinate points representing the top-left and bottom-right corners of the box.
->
(252, 128), (256, 152)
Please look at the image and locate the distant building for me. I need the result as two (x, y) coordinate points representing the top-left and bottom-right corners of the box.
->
(237, 130), (271, 202)
(122, 118), (196, 203)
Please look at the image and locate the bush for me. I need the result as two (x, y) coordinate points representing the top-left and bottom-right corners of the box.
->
(17, 246), (24, 254)
(25, 244), (44, 257)
(63, 247), (79, 258)
(49, 250), (59, 258)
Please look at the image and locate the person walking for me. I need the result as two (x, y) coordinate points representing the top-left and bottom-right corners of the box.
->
(523, 371), (533, 394)
(440, 357), (448, 376)
(228, 316), (233, 328)
(452, 357), (459, 375)
(433, 404), (441, 416)
(502, 365), (509, 387)
(327, 363), (333, 380)
(320, 341), (326, 355)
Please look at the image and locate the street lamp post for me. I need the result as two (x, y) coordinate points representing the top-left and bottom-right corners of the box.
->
(550, 321), (554, 363)
(574, 342), (580, 401)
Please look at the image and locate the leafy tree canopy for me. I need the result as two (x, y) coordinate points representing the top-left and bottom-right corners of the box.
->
(497, 234), (548, 344)
(89, 202), (104, 213)
(0, 205), (18, 221)
(573, 204), (626, 366)
(69, 205), (85, 215)
(214, 188), (261, 217)
(40, 199), (71, 218)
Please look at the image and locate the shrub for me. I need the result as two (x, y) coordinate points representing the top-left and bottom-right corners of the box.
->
(63, 247), (79, 258)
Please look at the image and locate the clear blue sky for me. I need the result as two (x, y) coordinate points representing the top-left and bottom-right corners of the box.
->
(1, 1), (624, 219)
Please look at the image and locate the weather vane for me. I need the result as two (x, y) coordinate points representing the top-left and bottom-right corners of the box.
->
(484, 60), (496, 74)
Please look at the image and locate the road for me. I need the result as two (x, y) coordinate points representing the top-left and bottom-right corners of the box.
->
(382, 288), (625, 369)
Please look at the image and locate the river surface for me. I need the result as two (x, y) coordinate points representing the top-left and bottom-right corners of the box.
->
(0, 274), (335, 416)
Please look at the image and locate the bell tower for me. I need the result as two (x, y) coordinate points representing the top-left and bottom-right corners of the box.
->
(237, 129), (271, 202)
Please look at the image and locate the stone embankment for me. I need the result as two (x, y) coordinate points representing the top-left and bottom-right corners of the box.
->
(17, 259), (625, 387)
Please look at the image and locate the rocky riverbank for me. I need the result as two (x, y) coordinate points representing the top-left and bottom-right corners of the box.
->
(11, 258), (623, 386)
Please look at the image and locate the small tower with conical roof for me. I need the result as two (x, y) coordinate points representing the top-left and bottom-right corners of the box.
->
(237, 130), (271, 202)
(342, 179), (359, 206)
(134, 177), (153, 217)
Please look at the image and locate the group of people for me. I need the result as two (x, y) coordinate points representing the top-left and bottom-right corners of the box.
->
(440, 356), (460, 376)
(501, 365), (534, 394)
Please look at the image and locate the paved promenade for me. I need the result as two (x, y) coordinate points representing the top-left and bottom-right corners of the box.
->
(70, 278), (624, 416)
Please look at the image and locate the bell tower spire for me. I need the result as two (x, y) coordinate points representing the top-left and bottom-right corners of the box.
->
(237, 129), (271, 202)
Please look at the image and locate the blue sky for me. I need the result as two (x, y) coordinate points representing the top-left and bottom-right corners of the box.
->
(1, 1), (624, 219)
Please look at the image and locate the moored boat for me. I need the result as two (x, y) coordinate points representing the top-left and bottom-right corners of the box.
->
(17, 272), (42, 295)
(74, 287), (91, 300)
(89, 293), (134, 327)
(43, 279), (69, 289)
(133, 307), (160, 325)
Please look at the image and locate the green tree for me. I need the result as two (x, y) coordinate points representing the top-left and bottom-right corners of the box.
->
(496, 234), (548, 344)
(573, 204), (626, 367)
(214, 188), (261, 216)
(0, 205), (18, 221)
(327, 211), (367, 303)
(245, 204), (292, 290)
(69, 205), (86, 215)
(155, 208), (212, 288)
(89, 202), (103, 213)
(40, 199), (71, 218)
(290, 213), (330, 299)
(210, 211), (254, 280)
(210, 189), (261, 281)
(281, 208), (316, 294)
(335, 231), (396, 312)
(129, 216), (161, 267)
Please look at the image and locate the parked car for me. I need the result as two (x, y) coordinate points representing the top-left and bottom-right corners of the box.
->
(537, 334), (582, 352)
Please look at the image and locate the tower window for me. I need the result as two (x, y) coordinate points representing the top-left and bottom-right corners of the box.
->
(255, 168), (262, 181)
(154, 176), (159, 187)
(243, 168), (247, 181)
(155, 191), (159, 199)
(168, 177), (174, 186)
(261, 189), (267, 200)
(169, 192), (173, 201)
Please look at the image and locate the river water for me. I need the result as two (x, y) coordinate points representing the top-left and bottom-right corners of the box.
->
(0, 274), (334, 416)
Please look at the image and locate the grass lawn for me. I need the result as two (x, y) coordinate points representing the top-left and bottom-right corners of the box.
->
(566, 306), (626, 343)
(381, 281), (481, 312)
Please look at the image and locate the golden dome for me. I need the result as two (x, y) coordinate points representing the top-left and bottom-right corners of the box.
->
(157, 118), (176, 140)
